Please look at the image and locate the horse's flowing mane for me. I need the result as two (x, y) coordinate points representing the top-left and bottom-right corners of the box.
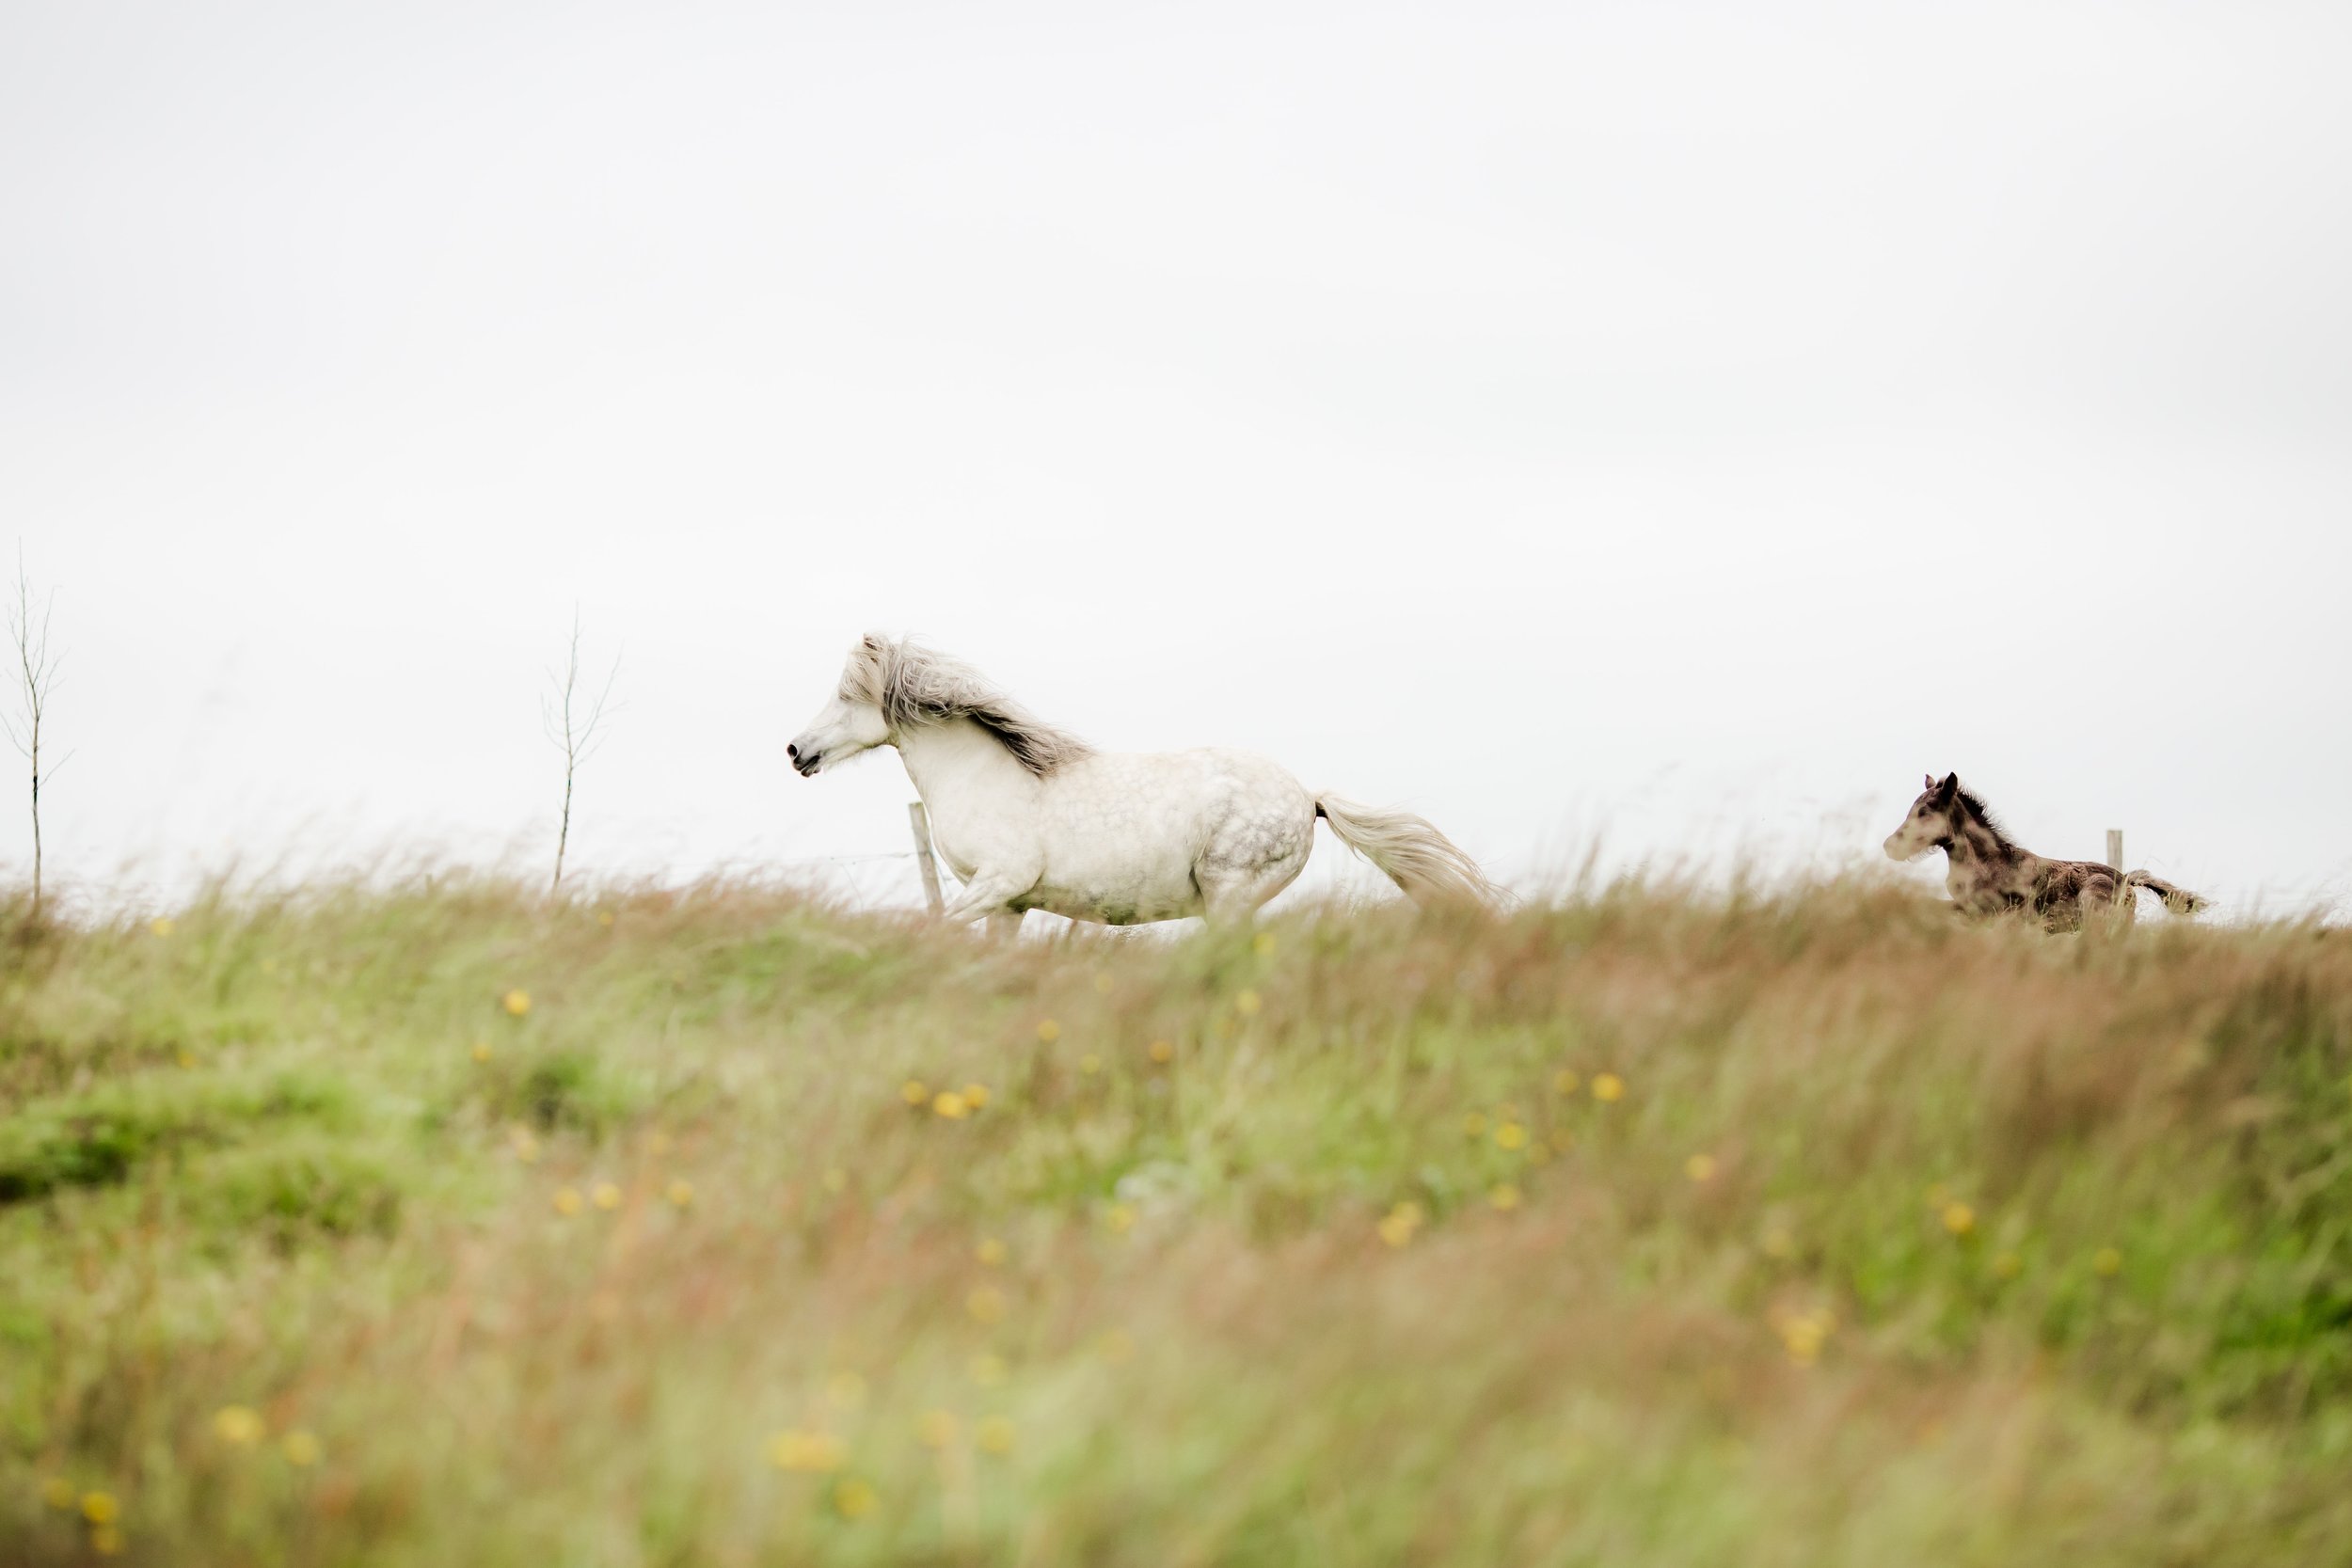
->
(843, 635), (1095, 777)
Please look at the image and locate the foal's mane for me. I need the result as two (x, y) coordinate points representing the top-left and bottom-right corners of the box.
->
(1950, 782), (2013, 845)
(843, 635), (1095, 777)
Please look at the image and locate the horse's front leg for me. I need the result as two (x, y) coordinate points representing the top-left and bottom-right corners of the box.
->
(938, 865), (1038, 926)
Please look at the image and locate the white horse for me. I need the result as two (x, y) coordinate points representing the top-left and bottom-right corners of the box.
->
(787, 635), (1500, 930)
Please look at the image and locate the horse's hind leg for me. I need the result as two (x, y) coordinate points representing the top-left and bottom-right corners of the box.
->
(1195, 846), (1311, 929)
(1198, 871), (1289, 927)
(1195, 796), (1315, 928)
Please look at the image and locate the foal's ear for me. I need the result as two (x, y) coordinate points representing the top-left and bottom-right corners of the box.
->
(1934, 772), (1960, 802)
(1922, 772), (1935, 791)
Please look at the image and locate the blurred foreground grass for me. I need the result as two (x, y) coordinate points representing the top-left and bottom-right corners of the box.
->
(3, 878), (2349, 1565)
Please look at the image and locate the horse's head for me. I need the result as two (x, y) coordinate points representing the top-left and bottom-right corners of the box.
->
(1883, 771), (1961, 861)
(787, 634), (896, 778)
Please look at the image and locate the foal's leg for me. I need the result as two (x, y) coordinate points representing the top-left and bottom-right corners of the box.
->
(985, 909), (1026, 941)
(2083, 868), (2136, 930)
(2051, 867), (2132, 933)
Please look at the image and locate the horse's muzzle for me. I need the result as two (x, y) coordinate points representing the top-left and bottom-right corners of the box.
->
(788, 743), (822, 778)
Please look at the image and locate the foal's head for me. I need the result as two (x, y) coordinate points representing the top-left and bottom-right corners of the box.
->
(1883, 772), (1963, 861)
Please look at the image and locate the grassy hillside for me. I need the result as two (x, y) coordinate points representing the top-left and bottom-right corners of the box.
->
(3, 879), (2349, 1566)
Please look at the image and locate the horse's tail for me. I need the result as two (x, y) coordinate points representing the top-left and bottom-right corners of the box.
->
(2127, 871), (2209, 916)
(1313, 794), (1502, 910)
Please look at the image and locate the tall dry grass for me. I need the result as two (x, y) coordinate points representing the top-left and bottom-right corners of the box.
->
(2, 877), (2348, 1564)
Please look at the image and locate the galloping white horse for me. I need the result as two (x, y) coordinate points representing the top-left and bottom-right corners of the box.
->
(787, 635), (1500, 930)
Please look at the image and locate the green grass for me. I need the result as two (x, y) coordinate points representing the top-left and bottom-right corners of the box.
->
(4, 878), (2350, 1565)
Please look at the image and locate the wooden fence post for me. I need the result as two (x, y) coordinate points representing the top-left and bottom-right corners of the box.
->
(909, 801), (945, 917)
(2106, 830), (2123, 874)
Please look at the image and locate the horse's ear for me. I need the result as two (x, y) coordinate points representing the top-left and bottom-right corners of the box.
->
(1934, 772), (1960, 802)
(1922, 772), (1934, 791)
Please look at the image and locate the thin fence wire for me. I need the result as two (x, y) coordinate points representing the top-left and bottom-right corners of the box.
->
(26, 847), (932, 919)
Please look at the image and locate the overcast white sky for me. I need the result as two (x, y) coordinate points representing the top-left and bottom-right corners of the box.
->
(4, 0), (2348, 918)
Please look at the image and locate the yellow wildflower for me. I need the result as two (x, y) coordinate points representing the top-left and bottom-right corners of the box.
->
(768, 1429), (845, 1473)
(932, 1091), (970, 1119)
(977, 1416), (1016, 1455)
(1941, 1203), (1976, 1237)
(1489, 1182), (1523, 1212)
(966, 1285), (1007, 1323)
(280, 1431), (321, 1466)
(1686, 1153), (1718, 1183)
(833, 1478), (878, 1519)
(961, 1083), (991, 1110)
(1992, 1251), (2023, 1279)
(596, 908), (615, 927)
(213, 1405), (265, 1445)
(1377, 1201), (1424, 1247)
(664, 1180), (694, 1209)
(1493, 1122), (1528, 1151)
(1104, 1204), (1137, 1235)
(150, 917), (175, 938)
(976, 1237), (1008, 1266)
(917, 1410), (960, 1449)
(1774, 1308), (1835, 1366)
(92, 1525), (124, 1556)
(81, 1492), (118, 1525)
(470, 1041), (493, 1063)
(592, 1182), (622, 1212)
(1148, 1039), (1175, 1064)
(1461, 1111), (1488, 1137)
(1591, 1072), (1625, 1102)
(2093, 1247), (2123, 1277)
(1253, 931), (1278, 957)
(1079, 1053), (1103, 1075)
(501, 990), (531, 1017)
(900, 1079), (929, 1105)
(1235, 989), (1262, 1016)
(1553, 1069), (1581, 1096)
(552, 1187), (584, 1216)
(1036, 1019), (1060, 1043)
(40, 1477), (76, 1511)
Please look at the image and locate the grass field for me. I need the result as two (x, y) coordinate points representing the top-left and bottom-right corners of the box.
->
(4, 877), (2349, 1566)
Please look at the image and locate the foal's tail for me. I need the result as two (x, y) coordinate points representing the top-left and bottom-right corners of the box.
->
(1314, 794), (1503, 910)
(2127, 871), (2210, 916)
